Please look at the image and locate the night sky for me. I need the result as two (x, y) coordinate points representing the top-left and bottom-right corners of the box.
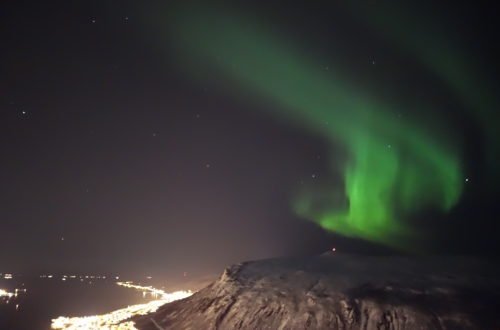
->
(1, 1), (499, 276)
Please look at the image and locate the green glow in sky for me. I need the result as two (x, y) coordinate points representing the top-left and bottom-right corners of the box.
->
(167, 7), (464, 249)
(347, 1), (500, 178)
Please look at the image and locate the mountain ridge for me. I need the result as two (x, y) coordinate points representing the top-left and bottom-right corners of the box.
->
(135, 254), (500, 329)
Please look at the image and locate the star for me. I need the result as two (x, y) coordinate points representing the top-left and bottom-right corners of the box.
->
(21, 110), (26, 115)
(311, 174), (317, 179)
(91, 18), (96, 23)
(465, 178), (469, 182)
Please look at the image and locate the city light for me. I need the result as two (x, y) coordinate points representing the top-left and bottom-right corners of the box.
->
(116, 282), (166, 299)
(0, 289), (14, 298)
(51, 281), (193, 330)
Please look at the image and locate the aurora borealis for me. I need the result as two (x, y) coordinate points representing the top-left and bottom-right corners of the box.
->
(3, 0), (500, 293)
(3, 3), (500, 328)
(346, 1), (500, 179)
(164, 5), (477, 249)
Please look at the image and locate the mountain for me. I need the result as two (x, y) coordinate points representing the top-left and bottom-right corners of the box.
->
(134, 253), (500, 329)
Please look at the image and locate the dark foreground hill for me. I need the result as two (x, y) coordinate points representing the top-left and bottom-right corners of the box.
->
(135, 254), (500, 330)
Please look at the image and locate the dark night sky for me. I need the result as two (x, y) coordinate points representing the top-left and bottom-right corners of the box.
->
(1, 1), (499, 276)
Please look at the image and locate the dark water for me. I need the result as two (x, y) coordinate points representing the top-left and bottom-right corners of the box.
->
(0, 276), (157, 330)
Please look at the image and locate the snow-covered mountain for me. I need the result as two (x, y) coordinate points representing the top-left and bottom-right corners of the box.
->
(135, 254), (500, 329)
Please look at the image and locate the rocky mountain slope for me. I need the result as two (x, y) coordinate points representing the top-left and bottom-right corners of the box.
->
(134, 253), (500, 329)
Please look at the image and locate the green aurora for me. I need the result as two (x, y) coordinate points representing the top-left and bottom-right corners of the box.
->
(346, 1), (500, 178)
(165, 7), (467, 249)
